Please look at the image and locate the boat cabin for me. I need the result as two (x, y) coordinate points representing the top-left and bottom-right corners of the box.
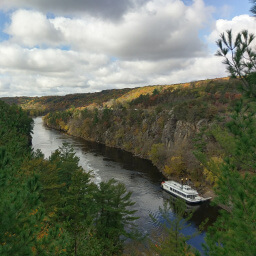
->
(161, 180), (209, 204)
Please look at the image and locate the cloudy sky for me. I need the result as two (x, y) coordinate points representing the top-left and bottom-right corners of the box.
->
(0, 0), (255, 97)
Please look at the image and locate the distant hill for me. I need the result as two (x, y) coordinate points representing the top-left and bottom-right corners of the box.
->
(0, 77), (240, 116)
(0, 88), (132, 115)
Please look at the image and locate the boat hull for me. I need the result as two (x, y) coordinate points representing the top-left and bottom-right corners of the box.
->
(161, 184), (210, 205)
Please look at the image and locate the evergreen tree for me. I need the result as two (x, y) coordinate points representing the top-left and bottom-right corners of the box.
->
(0, 101), (42, 255)
(94, 179), (139, 255)
(215, 29), (256, 98)
(49, 143), (81, 197)
(32, 143), (141, 255)
(251, 0), (256, 16)
(196, 30), (256, 255)
(0, 101), (68, 255)
(0, 148), (44, 255)
(60, 169), (97, 256)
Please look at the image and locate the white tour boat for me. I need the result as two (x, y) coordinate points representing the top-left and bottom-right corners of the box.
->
(161, 180), (211, 204)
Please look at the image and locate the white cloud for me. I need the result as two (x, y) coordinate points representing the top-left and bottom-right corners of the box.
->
(51, 0), (213, 60)
(0, 43), (79, 73)
(0, 1), (252, 97)
(5, 10), (63, 47)
(207, 15), (256, 44)
(164, 55), (227, 84)
(4, 0), (214, 60)
(86, 55), (227, 91)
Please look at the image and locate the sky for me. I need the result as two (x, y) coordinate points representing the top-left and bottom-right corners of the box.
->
(0, 0), (255, 97)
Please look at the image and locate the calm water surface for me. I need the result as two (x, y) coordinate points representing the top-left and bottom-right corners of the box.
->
(32, 117), (218, 253)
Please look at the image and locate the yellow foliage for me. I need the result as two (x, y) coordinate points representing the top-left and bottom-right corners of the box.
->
(86, 102), (99, 110)
(149, 143), (165, 166)
(164, 155), (185, 175)
(29, 208), (39, 216)
(123, 142), (133, 151)
(48, 208), (57, 218)
(203, 156), (223, 186)
(32, 246), (37, 254)
(117, 85), (170, 104)
(59, 120), (67, 131)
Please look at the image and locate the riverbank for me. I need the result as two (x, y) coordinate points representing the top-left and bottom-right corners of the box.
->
(42, 114), (216, 200)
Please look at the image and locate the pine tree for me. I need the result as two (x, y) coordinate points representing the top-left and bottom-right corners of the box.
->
(60, 169), (97, 256)
(94, 179), (139, 255)
(197, 30), (256, 255)
(49, 143), (81, 192)
(0, 102), (43, 255)
(0, 101), (68, 255)
(251, 0), (256, 16)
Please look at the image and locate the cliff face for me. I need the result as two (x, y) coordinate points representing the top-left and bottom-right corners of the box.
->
(161, 111), (208, 150)
(44, 107), (207, 183)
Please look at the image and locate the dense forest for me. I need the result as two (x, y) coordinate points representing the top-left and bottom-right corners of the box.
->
(0, 101), (140, 255)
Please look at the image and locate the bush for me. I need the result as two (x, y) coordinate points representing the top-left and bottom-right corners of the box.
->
(149, 143), (166, 167)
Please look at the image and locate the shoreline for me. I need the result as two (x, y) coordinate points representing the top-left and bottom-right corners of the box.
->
(42, 117), (217, 201)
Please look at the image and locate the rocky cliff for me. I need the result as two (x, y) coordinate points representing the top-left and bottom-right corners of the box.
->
(44, 107), (209, 186)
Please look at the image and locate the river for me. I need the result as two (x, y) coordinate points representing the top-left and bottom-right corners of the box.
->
(32, 117), (219, 253)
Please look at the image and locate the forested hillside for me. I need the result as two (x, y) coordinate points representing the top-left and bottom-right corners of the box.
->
(0, 100), (143, 255)
(0, 88), (132, 116)
(43, 77), (241, 190)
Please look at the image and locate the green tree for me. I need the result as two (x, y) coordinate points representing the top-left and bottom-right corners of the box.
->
(197, 30), (256, 255)
(0, 101), (67, 255)
(60, 169), (97, 256)
(215, 29), (256, 98)
(149, 143), (166, 167)
(251, 0), (256, 16)
(94, 179), (139, 255)
(93, 108), (99, 125)
(49, 143), (81, 195)
(0, 150), (43, 255)
(33, 143), (141, 255)
(0, 101), (40, 255)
